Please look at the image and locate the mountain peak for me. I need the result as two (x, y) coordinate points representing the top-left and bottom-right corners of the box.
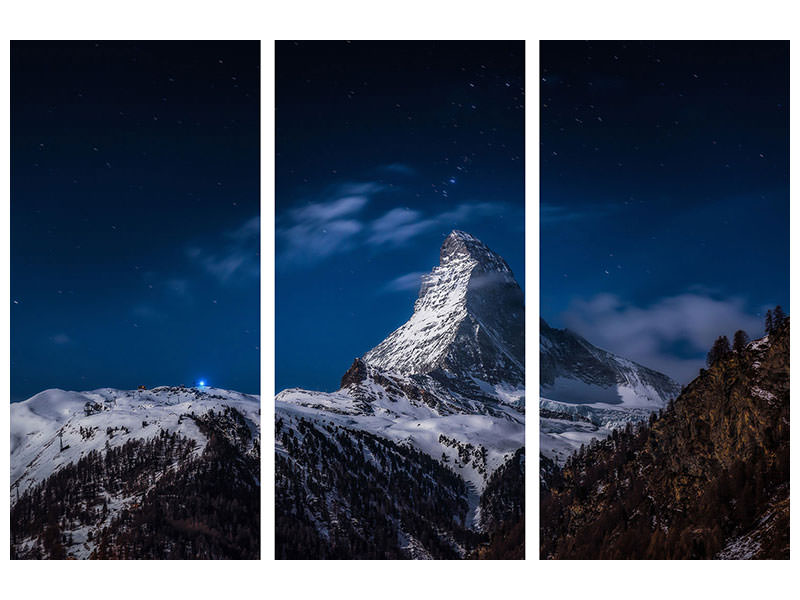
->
(363, 232), (524, 385)
(440, 230), (512, 273)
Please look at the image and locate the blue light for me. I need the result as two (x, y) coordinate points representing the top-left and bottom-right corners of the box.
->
(198, 379), (206, 387)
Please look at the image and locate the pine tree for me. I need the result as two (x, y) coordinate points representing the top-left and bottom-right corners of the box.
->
(765, 309), (774, 335)
(706, 335), (731, 367)
(733, 329), (749, 354)
(773, 305), (786, 329)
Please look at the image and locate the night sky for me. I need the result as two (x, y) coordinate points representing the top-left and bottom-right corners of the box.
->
(11, 41), (260, 402)
(541, 41), (789, 383)
(276, 41), (525, 393)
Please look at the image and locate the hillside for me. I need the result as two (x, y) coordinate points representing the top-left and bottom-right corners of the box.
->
(10, 386), (260, 559)
(541, 318), (789, 559)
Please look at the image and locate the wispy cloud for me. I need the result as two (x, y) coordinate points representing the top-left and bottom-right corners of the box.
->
(366, 202), (506, 248)
(368, 208), (437, 246)
(132, 305), (165, 320)
(278, 180), (512, 266)
(541, 202), (615, 225)
(291, 195), (369, 223)
(50, 333), (72, 345)
(561, 292), (765, 383)
(380, 163), (417, 176)
(165, 278), (190, 296)
(189, 216), (260, 283)
(277, 183), (379, 265)
(381, 271), (427, 294)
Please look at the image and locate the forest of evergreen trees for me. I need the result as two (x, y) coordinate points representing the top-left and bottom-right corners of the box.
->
(471, 447), (525, 559)
(11, 408), (260, 560)
(276, 416), (488, 559)
(276, 415), (526, 559)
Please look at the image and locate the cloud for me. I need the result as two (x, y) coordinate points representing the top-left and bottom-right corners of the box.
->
(381, 271), (427, 293)
(228, 215), (260, 241)
(165, 278), (189, 296)
(380, 163), (417, 176)
(368, 208), (437, 246)
(561, 292), (764, 383)
(189, 216), (260, 283)
(281, 218), (364, 264)
(50, 333), (71, 345)
(277, 179), (512, 266)
(277, 183), (379, 265)
(438, 202), (505, 226)
(132, 305), (164, 320)
(291, 195), (369, 223)
(540, 202), (615, 225)
(367, 202), (505, 248)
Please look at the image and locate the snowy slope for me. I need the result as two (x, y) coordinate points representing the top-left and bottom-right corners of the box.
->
(540, 319), (680, 464)
(11, 385), (260, 501)
(277, 385), (523, 496)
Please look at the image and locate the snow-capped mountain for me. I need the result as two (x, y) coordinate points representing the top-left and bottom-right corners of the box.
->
(276, 231), (525, 559)
(540, 318), (681, 464)
(11, 386), (260, 559)
(364, 231), (524, 390)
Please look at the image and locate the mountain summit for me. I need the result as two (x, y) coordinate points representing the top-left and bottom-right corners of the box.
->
(363, 231), (524, 387)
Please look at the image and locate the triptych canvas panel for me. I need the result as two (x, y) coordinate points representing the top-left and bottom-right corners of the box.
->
(8, 40), (789, 561)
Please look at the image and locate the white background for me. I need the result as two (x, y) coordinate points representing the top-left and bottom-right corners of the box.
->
(1, 1), (797, 597)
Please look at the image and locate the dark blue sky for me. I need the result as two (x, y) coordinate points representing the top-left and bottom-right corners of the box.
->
(541, 41), (789, 382)
(276, 41), (525, 393)
(11, 41), (260, 402)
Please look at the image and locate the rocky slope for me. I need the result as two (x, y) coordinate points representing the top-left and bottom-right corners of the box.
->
(540, 318), (789, 559)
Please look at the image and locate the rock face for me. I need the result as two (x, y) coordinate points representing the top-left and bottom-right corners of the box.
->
(276, 231), (526, 559)
(540, 319), (790, 560)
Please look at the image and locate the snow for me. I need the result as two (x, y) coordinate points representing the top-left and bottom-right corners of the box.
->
(540, 322), (678, 465)
(751, 386), (776, 402)
(539, 397), (655, 464)
(11, 386), (260, 500)
(277, 390), (523, 495)
(540, 417), (608, 464)
(363, 230), (521, 381)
